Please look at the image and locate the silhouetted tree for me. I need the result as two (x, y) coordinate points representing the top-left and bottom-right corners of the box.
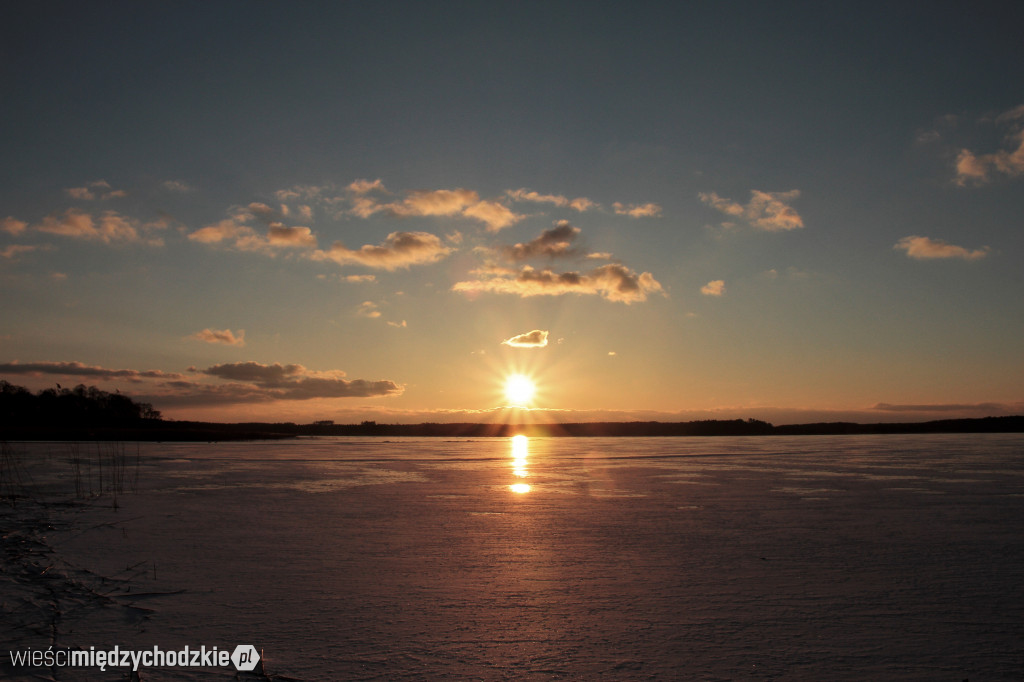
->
(0, 381), (161, 427)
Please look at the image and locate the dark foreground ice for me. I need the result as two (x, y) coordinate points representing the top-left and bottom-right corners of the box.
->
(2, 434), (1023, 680)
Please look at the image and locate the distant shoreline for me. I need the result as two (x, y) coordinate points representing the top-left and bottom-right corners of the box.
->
(2, 415), (1022, 441)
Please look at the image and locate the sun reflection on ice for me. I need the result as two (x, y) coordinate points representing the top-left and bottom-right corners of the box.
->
(509, 434), (532, 493)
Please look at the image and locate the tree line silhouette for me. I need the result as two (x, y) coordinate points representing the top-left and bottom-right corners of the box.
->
(0, 381), (161, 428)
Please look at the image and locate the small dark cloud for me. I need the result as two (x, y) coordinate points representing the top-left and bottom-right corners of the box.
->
(502, 221), (581, 261)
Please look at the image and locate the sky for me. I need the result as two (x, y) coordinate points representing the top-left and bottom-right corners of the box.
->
(2, 1), (1023, 425)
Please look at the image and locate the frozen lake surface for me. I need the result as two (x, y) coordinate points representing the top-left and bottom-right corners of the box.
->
(3, 434), (1024, 680)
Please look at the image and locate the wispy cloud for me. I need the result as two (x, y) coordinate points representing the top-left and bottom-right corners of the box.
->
(162, 180), (194, 193)
(35, 209), (163, 245)
(894, 235), (989, 261)
(273, 179), (659, 233)
(188, 215), (252, 245)
(2, 217), (28, 236)
(64, 180), (126, 201)
(612, 201), (662, 218)
(462, 199), (523, 232)
(954, 104), (1024, 186)
(339, 181), (526, 232)
(0, 244), (41, 260)
(347, 178), (387, 195)
(453, 263), (664, 304)
(387, 189), (523, 232)
(700, 279), (725, 296)
(699, 189), (804, 231)
(506, 188), (599, 212)
(502, 329), (549, 348)
(189, 208), (318, 254)
(393, 189), (478, 217)
(190, 328), (246, 346)
(312, 231), (452, 270)
(274, 184), (328, 202)
(0, 361), (184, 382)
(357, 301), (382, 318)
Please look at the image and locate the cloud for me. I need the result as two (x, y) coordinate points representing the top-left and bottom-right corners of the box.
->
(267, 224), (317, 248)
(893, 235), (989, 261)
(162, 180), (193, 192)
(0, 245), (40, 260)
(190, 328), (246, 346)
(350, 196), (385, 219)
(612, 202), (662, 218)
(506, 188), (599, 212)
(764, 267), (809, 280)
(502, 221), (581, 261)
(197, 361), (402, 399)
(189, 209), (318, 254)
(502, 329), (549, 348)
(387, 320), (408, 328)
(700, 279), (725, 296)
(915, 113), (960, 145)
(388, 188), (478, 217)
(189, 216), (253, 245)
(64, 180), (125, 201)
(344, 274), (377, 283)
(462, 199), (523, 232)
(347, 178), (386, 194)
(699, 190), (804, 231)
(198, 361), (303, 384)
(1, 217), (28, 236)
(66, 187), (96, 200)
(453, 263), (664, 304)
(569, 197), (599, 212)
(357, 301), (382, 318)
(346, 185), (526, 232)
(35, 209), (159, 245)
(954, 131), (1024, 186)
(954, 104), (1024, 186)
(247, 202), (280, 222)
(312, 231), (452, 270)
(274, 185), (327, 201)
(0, 361), (183, 382)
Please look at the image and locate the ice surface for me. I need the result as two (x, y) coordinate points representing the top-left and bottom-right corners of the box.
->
(2, 434), (1023, 680)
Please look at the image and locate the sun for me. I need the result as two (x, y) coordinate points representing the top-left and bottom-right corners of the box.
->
(504, 374), (536, 406)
